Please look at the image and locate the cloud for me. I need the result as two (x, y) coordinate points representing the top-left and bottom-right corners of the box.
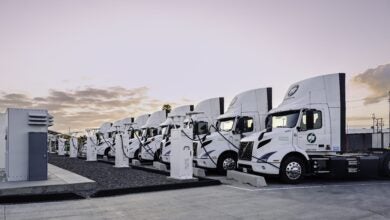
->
(0, 86), (179, 133)
(352, 63), (390, 105)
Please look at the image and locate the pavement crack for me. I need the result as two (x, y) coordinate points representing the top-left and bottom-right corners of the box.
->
(3, 206), (6, 220)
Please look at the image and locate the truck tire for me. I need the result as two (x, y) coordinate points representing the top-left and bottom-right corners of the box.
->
(280, 156), (306, 184)
(383, 156), (390, 177)
(217, 152), (237, 174)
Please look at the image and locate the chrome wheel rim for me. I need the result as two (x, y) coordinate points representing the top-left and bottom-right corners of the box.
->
(286, 161), (302, 180)
(223, 158), (236, 170)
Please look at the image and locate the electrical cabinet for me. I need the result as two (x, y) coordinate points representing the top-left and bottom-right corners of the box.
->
(5, 108), (52, 181)
(0, 113), (6, 170)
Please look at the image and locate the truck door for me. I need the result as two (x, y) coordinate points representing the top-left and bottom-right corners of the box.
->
(297, 109), (328, 152)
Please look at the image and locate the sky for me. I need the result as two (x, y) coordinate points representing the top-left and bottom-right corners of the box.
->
(0, 0), (389, 132)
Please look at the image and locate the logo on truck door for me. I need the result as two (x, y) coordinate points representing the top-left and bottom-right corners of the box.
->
(307, 133), (316, 143)
(288, 85), (299, 97)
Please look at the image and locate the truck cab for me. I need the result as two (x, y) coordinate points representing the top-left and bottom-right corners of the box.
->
(193, 88), (272, 173)
(237, 74), (345, 182)
(139, 110), (167, 161)
(237, 73), (390, 183)
(161, 97), (224, 164)
(126, 114), (150, 159)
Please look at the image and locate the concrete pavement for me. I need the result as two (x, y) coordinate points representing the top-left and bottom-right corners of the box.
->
(2, 179), (390, 220)
(0, 164), (95, 197)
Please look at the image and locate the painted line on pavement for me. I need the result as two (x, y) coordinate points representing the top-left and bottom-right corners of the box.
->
(223, 182), (390, 192)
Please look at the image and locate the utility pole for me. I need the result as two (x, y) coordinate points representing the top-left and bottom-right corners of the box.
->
(372, 113), (376, 134)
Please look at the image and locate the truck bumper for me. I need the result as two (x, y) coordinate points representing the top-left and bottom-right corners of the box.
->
(237, 160), (280, 175)
(161, 155), (170, 163)
(194, 158), (217, 169)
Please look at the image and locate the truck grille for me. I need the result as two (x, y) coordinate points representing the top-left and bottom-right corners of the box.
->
(193, 142), (198, 157)
(238, 141), (253, 161)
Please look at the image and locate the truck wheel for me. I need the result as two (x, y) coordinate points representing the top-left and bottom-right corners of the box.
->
(280, 156), (306, 184)
(383, 156), (390, 177)
(217, 152), (237, 174)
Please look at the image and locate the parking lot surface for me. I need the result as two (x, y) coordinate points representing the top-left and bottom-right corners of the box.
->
(1, 178), (390, 220)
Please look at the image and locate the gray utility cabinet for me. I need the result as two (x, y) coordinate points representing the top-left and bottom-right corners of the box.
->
(5, 108), (53, 181)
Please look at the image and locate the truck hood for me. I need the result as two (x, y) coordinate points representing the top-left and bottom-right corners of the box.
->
(203, 131), (231, 142)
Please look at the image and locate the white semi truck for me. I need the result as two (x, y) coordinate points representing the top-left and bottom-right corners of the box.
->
(237, 73), (390, 183)
(161, 97), (225, 164)
(138, 110), (167, 161)
(193, 88), (272, 173)
(126, 114), (150, 159)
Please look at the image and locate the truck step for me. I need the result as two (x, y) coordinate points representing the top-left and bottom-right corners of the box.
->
(315, 170), (331, 174)
(311, 158), (330, 161)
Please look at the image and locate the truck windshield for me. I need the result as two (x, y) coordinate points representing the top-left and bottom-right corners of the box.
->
(149, 128), (158, 137)
(141, 129), (148, 138)
(194, 121), (209, 135)
(161, 126), (169, 136)
(218, 118), (235, 132)
(130, 129), (141, 139)
(267, 111), (300, 128)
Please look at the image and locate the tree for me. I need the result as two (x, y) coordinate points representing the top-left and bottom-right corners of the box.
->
(162, 104), (172, 113)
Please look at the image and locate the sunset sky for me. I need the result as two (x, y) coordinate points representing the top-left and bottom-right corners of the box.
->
(0, 0), (389, 132)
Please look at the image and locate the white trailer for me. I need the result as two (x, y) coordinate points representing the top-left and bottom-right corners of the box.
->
(126, 114), (150, 159)
(193, 88), (272, 173)
(161, 97), (224, 164)
(237, 73), (390, 183)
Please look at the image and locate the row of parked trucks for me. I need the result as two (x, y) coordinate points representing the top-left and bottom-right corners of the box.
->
(54, 73), (390, 184)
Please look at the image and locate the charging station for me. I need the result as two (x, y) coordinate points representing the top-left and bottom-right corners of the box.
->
(170, 128), (194, 180)
(69, 136), (78, 158)
(86, 129), (98, 161)
(58, 137), (66, 156)
(114, 133), (129, 168)
(47, 134), (57, 153)
(5, 108), (52, 182)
